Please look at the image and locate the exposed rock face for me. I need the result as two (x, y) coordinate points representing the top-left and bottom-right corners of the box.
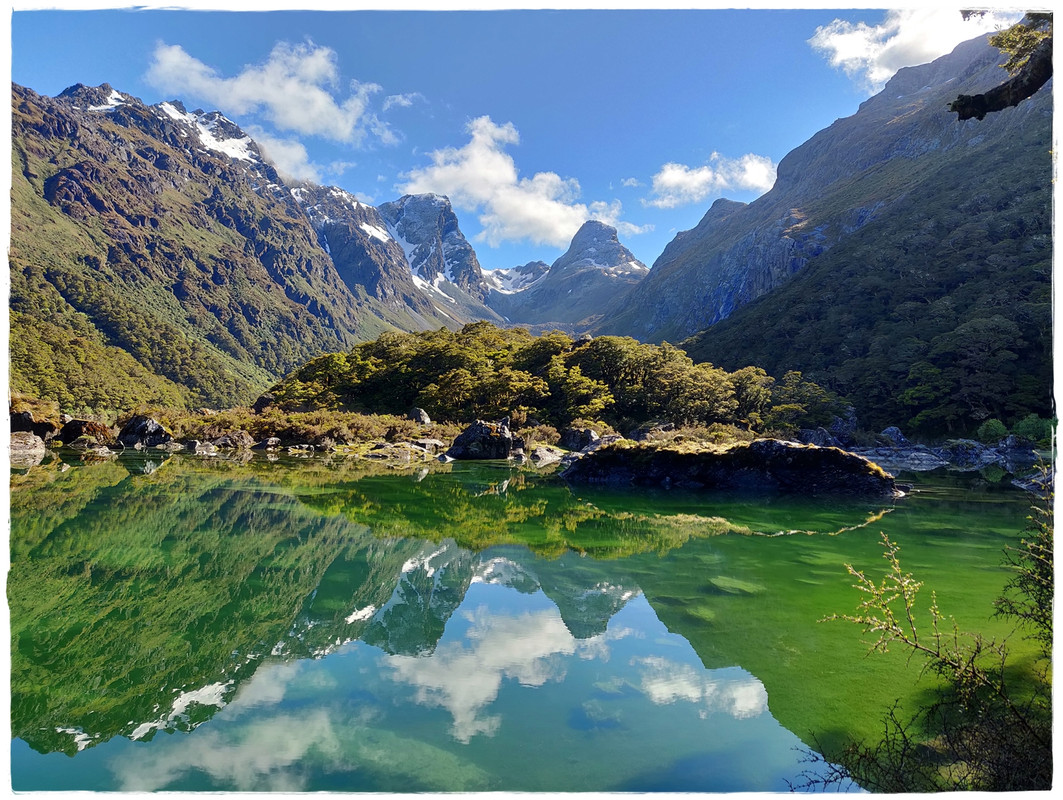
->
(483, 260), (550, 294)
(117, 415), (173, 448)
(600, 35), (1052, 343)
(559, 426), (600, 452)
(408, 407), (432, 425)
(445, 419), (526, 460)
(11, 410), (59, 442)
(561, 438), (897, 497)
(211, 430), (255, 449)
(487, 221), (648, 326)
(58, 419), (114, 446)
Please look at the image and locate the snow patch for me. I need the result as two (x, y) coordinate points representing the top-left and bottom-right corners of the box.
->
(360, 222), (392, 243)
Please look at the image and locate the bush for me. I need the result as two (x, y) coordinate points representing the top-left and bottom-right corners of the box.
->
(1011, 413), (1053, 446)
(976, 418), (1008, 443)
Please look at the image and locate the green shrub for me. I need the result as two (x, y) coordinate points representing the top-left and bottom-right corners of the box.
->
(976, 418), (1009, 443)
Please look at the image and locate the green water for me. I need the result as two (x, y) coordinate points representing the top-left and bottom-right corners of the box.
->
(8, 452), (1037, 791)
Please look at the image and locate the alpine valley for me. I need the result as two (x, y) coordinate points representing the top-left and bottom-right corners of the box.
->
(8, 32), (1052, 436)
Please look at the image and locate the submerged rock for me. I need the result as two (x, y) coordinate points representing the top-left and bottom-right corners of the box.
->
(560, 438), (897, 497)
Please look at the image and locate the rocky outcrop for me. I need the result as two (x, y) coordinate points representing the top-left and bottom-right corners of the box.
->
(561, 438), (897, 497)
(852, 436), (1041, 475)
(559, 426), (600, 452)
(445, 419), (526, 460)
(211, 430), (255, 450)
(10, 431), (48, 468)
(11, 410), (60, 442)
(58, 419), (114, 446)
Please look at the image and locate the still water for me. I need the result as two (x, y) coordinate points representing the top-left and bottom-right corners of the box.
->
(8, 452), (1036, 791)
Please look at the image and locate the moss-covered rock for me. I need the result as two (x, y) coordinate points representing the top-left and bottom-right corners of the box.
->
(560, 438), (897, 497)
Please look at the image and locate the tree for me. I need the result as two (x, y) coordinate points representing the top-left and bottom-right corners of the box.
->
(949, 13), (1052, 120)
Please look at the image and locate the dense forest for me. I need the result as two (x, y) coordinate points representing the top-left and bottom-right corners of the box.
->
(263, 322), (847, 437)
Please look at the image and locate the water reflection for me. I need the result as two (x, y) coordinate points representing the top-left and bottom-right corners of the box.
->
(9, 455), (1028, 791)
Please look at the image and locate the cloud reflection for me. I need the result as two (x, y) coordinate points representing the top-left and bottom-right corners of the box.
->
(634, 656), (768, 720)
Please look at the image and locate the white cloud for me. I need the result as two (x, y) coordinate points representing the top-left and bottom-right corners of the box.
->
(644, 152), (777, 210)
(400, 115), (650, 249)
(146, 40), (394, 145)
(809, 8), (1024, 93)
(383, 92), (424, 111)
(621, 177), (642, 188)
(248, 127), (322, 182)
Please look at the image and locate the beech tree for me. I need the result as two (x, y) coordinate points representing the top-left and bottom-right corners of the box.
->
(949, 12), (1052, 120)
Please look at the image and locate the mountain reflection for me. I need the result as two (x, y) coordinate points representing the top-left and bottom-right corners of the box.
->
(9, 453), (892, 779)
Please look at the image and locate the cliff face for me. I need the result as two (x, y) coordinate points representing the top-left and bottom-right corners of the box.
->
(598, 35), (1052, 343)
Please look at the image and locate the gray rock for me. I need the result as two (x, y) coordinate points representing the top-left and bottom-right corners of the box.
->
(211, 430), (255, 449)
(184, 440), (218, 456)
(528, 445), (564, 467)
(559, 426), (600, 452)
(117, 415), (172, 448)
(11, 410), (59, 442)
(252, 436), (282, 450)
(795, 428), (841, 448)
(10, 431), (47, 468)
(408, 407), (432, 425)
(413, 438), (447, 453)
(879, 426), (910, 447)
(445, 419), (526, 460)
(852, 446), (949, 473)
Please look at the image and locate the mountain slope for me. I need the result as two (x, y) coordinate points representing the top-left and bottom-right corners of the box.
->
(487, 220), (648, 328)
(9, 84), (458, 411)
(600, 35), (1051, 345)
(598, 36), (1052, 435)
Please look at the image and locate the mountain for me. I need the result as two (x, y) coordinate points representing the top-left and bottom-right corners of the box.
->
(8, 83), (469, 412)
(599, 35), (1053, 434)
(486, 220), (649, 328)
(377, 193), (505, 325)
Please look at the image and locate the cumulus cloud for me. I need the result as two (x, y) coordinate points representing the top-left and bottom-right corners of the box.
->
(248, 127), (322, 182)
(400, 115), (650, 249)
(146, 40), (394, 145)
(809, 8), (1024, 93)
(383, 92), (424, 111)
(644, 153), (777, 210)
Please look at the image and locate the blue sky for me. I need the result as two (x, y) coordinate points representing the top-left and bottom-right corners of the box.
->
(8, 4), (1021, 272)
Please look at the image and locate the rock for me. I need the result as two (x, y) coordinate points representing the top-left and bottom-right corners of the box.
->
(211, 430), (255, 449)
(850, 446), (949, 473)
(630, 422), (675, 442)
(117, 415), (172, 448)
(10, 431), (47, 468)
(11, 410), (59, 442)
(184, 440), (218, 456)
(560, 438), (898, 497)
(528, 445), (564, 467)
(559, 427), (600, 452)
(251, 436), (282, 450)
(58, 418), (114, 446)
(994, 435), (1040, 473)
(413, 438), (447, 454)
(408, 407), (432, 425)
(827, 406), (859, 447)
(252, 393), (275, 414)
(794, 428), (841, 447)
(879, 426), (910, 447)
(445, 419), (526, 460)
(931, 439), (1000, 470)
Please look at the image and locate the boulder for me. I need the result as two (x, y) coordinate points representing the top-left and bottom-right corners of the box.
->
(184, 440), (218, 456)
(211, 430), (255, 450)
(794, 428), (841, 448)
(251, 393), (275, 414)
(10, 431), (47, 468)
(11, 410), (59, 442)
(528, 445), (565, 467)
(408, 407), (432, 425)
(560, 438), (898, 498)
(931, 439), (1000, 470)
(850, 446), (949, 473)
(117, 415), (172, 448)
(58, 418), (114, 446)
(994, 435), (1040, 473)
(559, 426), (600, 452)
(413, 438), (448, 454)
(629, 422), (675, 442)
(252, 437), (282, 450)
(445, 419), (526, 460)
(879, 426), (910, 447)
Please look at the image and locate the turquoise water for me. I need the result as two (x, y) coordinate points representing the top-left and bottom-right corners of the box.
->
(8, 453), (1036, 791)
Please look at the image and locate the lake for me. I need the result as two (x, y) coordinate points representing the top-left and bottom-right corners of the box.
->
(8, 451), (1037, 792)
